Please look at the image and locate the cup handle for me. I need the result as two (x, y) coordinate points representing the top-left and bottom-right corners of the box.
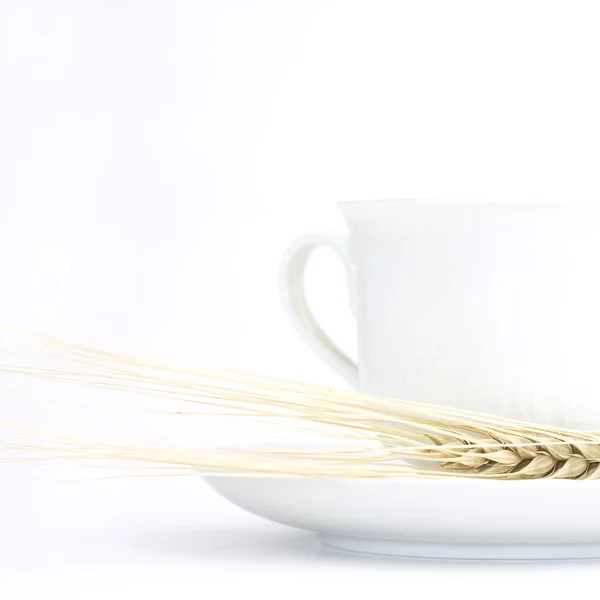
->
(279, 233), (358, 387)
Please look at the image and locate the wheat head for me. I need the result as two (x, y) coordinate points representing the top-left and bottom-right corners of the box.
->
(423, 433), (600, 479)
(2, 325), (600, 480)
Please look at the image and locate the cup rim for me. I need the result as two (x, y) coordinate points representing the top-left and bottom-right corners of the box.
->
(337, 198), (600, 226)
(337, 199), (600, 217)
(338, 198), (596, 207)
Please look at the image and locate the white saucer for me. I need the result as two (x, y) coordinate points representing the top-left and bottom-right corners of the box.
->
(205, 476), (600, 560)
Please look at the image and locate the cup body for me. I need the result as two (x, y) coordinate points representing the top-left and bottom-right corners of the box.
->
(340, 199), (600, 428)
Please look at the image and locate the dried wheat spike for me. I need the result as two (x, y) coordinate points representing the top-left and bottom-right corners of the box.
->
(5, 325), (600, 480)
(425, 434), (600, 479)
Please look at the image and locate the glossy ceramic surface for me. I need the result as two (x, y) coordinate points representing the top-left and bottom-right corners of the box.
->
(280, 199), (600, 429)
(206, 475), (600, 560)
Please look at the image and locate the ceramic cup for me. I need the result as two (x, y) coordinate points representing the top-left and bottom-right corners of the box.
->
(279, 199), (600, 429)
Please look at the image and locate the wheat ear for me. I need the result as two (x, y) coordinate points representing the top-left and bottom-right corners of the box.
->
(424, 434), (600, 479)
(2, 325), (600, 479)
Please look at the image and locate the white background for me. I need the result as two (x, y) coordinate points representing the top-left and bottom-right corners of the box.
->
(2, 0), (600, 596)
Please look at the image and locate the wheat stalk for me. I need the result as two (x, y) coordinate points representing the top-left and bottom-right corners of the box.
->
(2, 325), (600, 480)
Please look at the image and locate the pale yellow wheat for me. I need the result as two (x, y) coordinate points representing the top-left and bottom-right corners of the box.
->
(1, 325), (600, 480)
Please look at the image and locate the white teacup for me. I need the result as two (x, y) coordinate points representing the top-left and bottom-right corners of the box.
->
(280, 199), (600, 429)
